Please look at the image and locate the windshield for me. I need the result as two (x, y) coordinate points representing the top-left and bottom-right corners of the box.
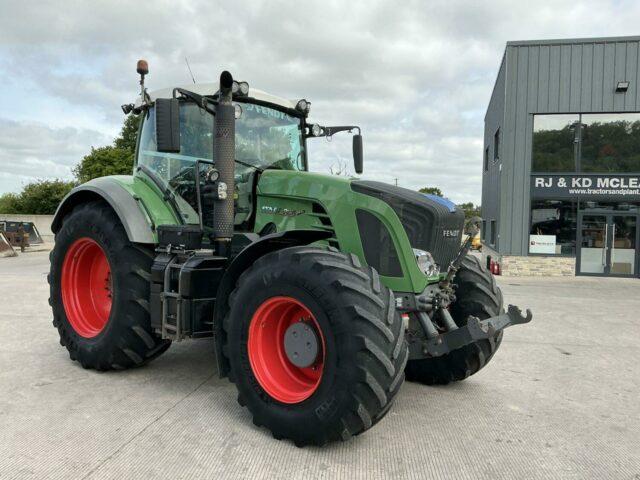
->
(138, 101), (305, 173)
(137, 100), (305, 225)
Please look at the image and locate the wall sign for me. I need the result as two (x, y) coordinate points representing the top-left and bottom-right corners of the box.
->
(531, 174), (640, 200)
(529, 234), (557, 254)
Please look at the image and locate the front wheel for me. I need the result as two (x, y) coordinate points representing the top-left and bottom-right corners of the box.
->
(223, 247), (408, 446)
(405, 254), (503, 385)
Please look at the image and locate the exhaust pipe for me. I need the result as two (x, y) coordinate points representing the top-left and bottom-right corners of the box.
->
(212, 71), (235, 257)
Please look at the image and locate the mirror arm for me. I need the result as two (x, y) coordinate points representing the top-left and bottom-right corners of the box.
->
(318, 125), (360, 137)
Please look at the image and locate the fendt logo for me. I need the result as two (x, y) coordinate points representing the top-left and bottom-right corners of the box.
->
(261, 205), (306, 217)
(442, 229), (460, 238)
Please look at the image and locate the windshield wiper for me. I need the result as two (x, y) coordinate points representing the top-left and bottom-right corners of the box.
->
(235, 159), (264, 172)
(173, 88), (217, 114)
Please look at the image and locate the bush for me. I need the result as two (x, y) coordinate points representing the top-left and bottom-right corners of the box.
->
(0, 180), (75, 215)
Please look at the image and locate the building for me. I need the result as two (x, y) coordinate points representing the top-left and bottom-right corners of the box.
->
(482, 36), (640, 277)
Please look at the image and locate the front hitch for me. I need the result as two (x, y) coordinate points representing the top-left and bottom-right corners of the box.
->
(421, 305), (533, 357)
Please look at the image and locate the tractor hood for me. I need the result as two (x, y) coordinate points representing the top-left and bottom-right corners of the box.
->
(254, 170), (464, 294)
(350, 181), (466, 271)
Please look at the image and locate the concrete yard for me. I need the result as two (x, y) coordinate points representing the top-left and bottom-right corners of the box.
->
(1, 250), (639, 480)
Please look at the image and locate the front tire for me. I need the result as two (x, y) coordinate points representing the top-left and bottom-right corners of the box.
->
(223, 247), (408, 446)
(405, 254), (503, 385)
(48, 201), (170, 370)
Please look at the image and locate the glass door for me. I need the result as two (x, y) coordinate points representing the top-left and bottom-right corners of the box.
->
(609, 215), (636, 276)
(578, 214), (608, 274)
(578, 213), (638, 276)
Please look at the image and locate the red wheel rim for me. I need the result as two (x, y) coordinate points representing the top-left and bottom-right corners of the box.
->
(61, 237), (112, 338)
(248, 296), (325, 404)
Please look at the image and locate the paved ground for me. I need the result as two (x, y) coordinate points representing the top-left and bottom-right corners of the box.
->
(1, 250), (639, 480)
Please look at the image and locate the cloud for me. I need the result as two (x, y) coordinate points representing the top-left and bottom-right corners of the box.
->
(1, 0), (640, 201)
(0, 118), (111, 192)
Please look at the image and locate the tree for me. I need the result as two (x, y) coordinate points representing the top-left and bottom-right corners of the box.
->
(0, 193), (21, 214)
(419, 186), (443, 197)
(114, 113), (141, 152)
(73, 114), (141, 183)
(73, 146), (135, 183)
(456, 202), (481, 220)
(329, 159), (349, 176)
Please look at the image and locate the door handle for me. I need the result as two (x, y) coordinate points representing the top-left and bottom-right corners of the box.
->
(611, 224), (616, 258)
(602, 223), (608, 266)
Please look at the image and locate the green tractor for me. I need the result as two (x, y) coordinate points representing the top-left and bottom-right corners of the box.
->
(49, 62), (531, 446)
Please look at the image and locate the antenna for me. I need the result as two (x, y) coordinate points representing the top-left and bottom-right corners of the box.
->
(185, 57), (196, 84)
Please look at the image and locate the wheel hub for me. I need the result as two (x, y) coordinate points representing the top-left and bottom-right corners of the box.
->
(61, 237), (112, 338)
(283, 321), (319, 368)
(247, 296), (325, 404)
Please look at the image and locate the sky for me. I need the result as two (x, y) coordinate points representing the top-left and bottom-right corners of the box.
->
(1, 1), (640, 204)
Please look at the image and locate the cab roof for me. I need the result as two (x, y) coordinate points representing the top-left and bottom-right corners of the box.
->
(134, 82), (299, 111)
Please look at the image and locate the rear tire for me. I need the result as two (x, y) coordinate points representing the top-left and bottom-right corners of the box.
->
(48, 201), (170, 370)
(405, 254), (503, 385)
(223, 247), (408, 446)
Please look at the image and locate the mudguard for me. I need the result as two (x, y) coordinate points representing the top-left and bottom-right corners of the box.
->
(214, 229), (333, 377)
(52, 177), (159, 244)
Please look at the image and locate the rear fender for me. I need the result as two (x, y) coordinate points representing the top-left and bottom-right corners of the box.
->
(52, 177), (169, 244)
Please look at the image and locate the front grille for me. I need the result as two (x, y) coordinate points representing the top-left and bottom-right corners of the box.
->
(356, 209), (402, 277)
(351, 181), (465, 270)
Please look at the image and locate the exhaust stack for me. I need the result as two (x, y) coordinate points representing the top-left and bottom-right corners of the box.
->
(212, 71), (236, 257)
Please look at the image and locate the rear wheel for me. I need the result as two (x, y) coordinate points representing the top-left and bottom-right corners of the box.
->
(223, 247), (408, 446)
(48, 201), (170, 370)
(405, 254), (503, 385)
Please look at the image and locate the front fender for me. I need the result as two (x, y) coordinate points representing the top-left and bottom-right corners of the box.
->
(214, 229), (333, 377)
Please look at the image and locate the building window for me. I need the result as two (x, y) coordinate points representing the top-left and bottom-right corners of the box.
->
(481, 220), (486, 240)
(532, 114), (579, 172)
(493, 129), (500, 162)
(490, 220), (496, 246)
(529, 199), (577, 255)
(532, 113), (640, 173)
(484, 146), (489, 172)
(579, 113), (640, 173)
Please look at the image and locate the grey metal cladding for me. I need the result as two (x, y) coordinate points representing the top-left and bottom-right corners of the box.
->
(52, 177), (155, 244)
(481, 53), (505, 248)
(483, 36), (640, 255)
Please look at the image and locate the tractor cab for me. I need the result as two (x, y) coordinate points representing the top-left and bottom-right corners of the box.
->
(132, 82), (362, 235)
(134, 84), (309, 230)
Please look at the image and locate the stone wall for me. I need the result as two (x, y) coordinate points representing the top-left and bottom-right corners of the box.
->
(500, 255), (576, 276)
(481, 245), (576, 276)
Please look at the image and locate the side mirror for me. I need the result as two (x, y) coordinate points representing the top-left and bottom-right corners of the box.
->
(156, 98), (181, 153)
(353, 134), (363, 174)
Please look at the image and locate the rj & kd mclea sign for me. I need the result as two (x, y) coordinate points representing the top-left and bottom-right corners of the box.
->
(531, 174), (640, 200)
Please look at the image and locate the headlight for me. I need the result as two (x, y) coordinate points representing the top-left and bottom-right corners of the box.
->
(413, 248), (439, 276)
(310, 123), (322, 137)
(296, 99), (311, 114)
